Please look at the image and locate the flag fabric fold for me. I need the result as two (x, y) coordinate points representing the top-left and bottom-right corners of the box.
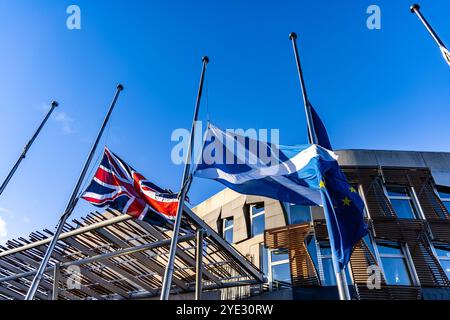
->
(309, 102), (333, 151)
(308, 104), (368, 270)
(81, 147), (179, 229)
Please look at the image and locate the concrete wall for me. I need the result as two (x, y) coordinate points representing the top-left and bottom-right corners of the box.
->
(336, 149), (450, 186)
(192, 189), (287, 261)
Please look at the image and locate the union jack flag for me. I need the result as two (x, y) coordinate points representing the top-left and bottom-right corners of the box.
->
(81, 147), (180, 229)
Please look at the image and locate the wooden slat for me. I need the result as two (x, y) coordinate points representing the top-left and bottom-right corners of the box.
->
(265, 223), (320, 287)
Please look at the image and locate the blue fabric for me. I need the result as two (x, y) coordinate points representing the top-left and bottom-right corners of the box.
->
(308, 102), (333, 150)
(308, 104), (368, 270)
(194, 124), (340, 207)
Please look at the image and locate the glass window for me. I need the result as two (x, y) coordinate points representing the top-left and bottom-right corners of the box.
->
(272, 264), (291, 284)
(270, 249), (291, 286)
(287, 204), (311, 225)
(386, 185), (417, 219)
(223, 217), (233, 244)
(434, 244), (450, 281)
(271, 248), (289, 263)
(251, 203), (265, 237)
(259, 246), (291, 289)
(376, 242), (412, 286)
(437, 188), (450, 214)
(318, 242), (352, 286)
(260, 244), (269, 276)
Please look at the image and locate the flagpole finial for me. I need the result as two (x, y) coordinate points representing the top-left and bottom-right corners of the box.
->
(410, 4), (420, 13)
(202, 56), (209, 64)
(289, 32), (297, 40)
(51, 101), (59, 108)
(117, 84), (124, 91)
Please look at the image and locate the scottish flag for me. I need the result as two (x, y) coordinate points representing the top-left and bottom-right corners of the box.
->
(194, 123), (367, 270)
(194, 124), (340, 205)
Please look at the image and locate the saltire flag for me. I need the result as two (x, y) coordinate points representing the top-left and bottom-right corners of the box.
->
(81, 147), (180, 229)
(308, 104), (368, 270)
(194, 123), (367, 270)
(194, 124), (338, 206)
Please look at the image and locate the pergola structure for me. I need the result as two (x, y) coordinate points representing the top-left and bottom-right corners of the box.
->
(0, 207), (264, 300)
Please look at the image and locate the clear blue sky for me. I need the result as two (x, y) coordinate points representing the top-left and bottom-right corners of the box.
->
(0, 0), (449, 243)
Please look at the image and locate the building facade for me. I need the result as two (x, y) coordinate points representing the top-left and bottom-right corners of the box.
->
(192, 149), (450, 300)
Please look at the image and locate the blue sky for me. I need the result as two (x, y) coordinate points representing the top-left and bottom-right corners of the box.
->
(0, 0), (449, 242)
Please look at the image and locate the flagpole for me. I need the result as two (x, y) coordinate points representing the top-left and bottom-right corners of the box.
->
(25, 84), (124, 300)
(410, 4), (446, 49)
(289, 33), (318, 145)
(160, 56), (209, 300)
(289, 32), (351, 301)
(0, 101), (58, 197)
(410, 4), (450, 65)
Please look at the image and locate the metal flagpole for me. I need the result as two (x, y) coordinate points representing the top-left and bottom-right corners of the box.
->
(25, 84), (124, 300)
(410, 4), (450, 66)
(160, 56), (209, 300)
(0, 101), (58, 197)
(289, 32), (351, 300)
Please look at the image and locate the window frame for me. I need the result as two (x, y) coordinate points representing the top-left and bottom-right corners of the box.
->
(222, 217), (234, 244)
(267, 248), (291, 290)
(372, 239), (420, 286)
(435, 187), (450, 214)
(250, 203), (265, 237)
(285, 203), (312, 225)
(315, 240), (354, 287)
(383, 184), (424, 220)
(431, 242), (450, 280)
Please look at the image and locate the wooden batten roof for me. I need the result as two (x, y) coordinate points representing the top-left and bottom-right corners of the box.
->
(0, 207), (264, 300)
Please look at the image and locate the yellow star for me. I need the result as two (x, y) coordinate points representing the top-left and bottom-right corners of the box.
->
(319, 180), (326, 189)
(350, 186), (357, 193)
(342, 197), (352, 206)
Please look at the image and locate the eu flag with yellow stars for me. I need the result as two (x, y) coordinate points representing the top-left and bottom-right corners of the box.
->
(310, 103), (368, 270)
(318, 165), (368, 270)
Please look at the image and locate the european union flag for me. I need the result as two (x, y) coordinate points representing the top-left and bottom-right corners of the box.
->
(309, 104), (368, 270)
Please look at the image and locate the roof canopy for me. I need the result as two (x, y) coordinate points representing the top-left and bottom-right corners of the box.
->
(0, 207), (264, 300)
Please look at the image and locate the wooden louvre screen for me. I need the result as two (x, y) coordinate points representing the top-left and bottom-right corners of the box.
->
(314, 219), (423, 300)
(264, 223), (320, 287)
(371, 218), (450, 288)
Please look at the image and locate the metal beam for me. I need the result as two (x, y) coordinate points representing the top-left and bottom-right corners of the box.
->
(195, 230), (204, 300)
(132, 218), (222, 286)
(0, 214), (131, 258)
(0, 235), (195, 284)
(52, 263), (60, 300)
(94, 227), (188, 290)
(184, 206), (265, 283)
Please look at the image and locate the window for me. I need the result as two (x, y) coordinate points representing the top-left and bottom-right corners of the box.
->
(270, 249), (291, 286)
(318, 242), (352, 286)
(260, 246), (291, 290)
(437, 188), (450, 214)
(376, 241), (413, 286)
(386, 185), (418, 219)
(222, 217), (234, 244)
(250, 203), (265, 237)
(433, 243), (450, 281)
(286, 204), (311, 225)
